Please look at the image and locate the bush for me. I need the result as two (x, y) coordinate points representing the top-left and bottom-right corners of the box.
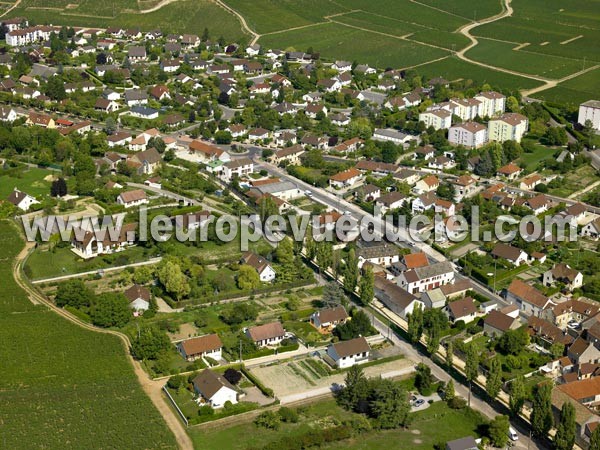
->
(198, 405), (214, 416)
(254, 411), (280, 429)
(167, 375), (186, 390)
(223, 368), (243, 385)
(448, 396), (467, 410)
(278, 407), (299, 423)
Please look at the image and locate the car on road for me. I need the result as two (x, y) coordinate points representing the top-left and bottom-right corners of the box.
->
(305, 190), (313, 197)
(508, 427), (518, 441)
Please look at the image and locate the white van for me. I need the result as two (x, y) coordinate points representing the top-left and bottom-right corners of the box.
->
(508, 427), (519, 441)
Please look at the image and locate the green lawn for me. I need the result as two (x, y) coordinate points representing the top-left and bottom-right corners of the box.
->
(0, 167), (54, 199)
(188, 399), (486, 450)
(283, 320), (329, 346)
(518, 140), (558, 171)
(0, 221), (177, 449)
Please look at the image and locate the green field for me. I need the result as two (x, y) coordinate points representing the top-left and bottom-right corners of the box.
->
(9, 0), (246, 39)
(465, 38), (588, 79)
(0, 167), (53, 199)
(0, 221), (176, 449)
(188, 399), (485, 450)
(532, 67), (600, 106)
(259, 22), (449, 69)
(415, 56), (543, 91)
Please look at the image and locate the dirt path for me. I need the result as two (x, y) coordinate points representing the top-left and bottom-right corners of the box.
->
(212, 0), (260, 46)
(137, 0), (181, 14)
(0, 0), (22, 17)
(13, 241), (193, 450)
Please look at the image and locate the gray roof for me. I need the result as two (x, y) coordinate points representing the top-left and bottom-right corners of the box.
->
(408, 261), (453, 281)
(255, 180), (298, 195)
(446, 436), (478, 450)
(130, 105), (157, 116)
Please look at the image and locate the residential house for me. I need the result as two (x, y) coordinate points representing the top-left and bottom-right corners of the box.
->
(394, 169), (421, 186)
(497, 163), (522, 180)
(117, 189), (148, 208)
(543, 264), (583, 291)
(6, 188), (39, 211)
(452, 175), (477, 201)
(326, 337), (370, 369)
(26, 112), (55, 128)
(428, 156), (455, 170)
(491, 243), (529, 266)
(372, 128), (416, 145)
(448, 121), (488, 148)
(445, 297), (477, 324)
(127, 46), (147, 61)
(415, 145), (435, 160)
(568, 337), (600, 365)
(149, 84), (170, 101)
(520, 174), (543, 191)
(0, 106), (17, 122)
(192, 369), (237, 409)
(189, 140), (230, 164)
(356, 243), (400, 268)
(375, 191), (408, 214)
(270, 145), (304, 166)
(329, 168), (363, 189)
(374, 277), (424, 319)
(177, 334), (223, 361)
(124, 89), (148, 107)
(412, 192), (437, 213)
(310, 306), (349, 330)
(396, 261), (455, 294)
(248, 128), (271, 142)
(354, 160), (397, 176)
(357, 184), (381, 202)
(95, 98), (119, 113)
(222, 158), (253, 182)
(548, 299), (598, 330)
(413, 175), (439, 195)
(245, 322), (285, 347)
(527, 316), (573, 347)
(240, 252), (276, 282)
(582, 217), (600, 239)
(70, 222), (137, 259)
(506, 279), (555, 316)
(250, 180), (303, 201)
(107, 131), (132, 148)
(488, 113), (528, 143)
(129, 106), (159, 120)
(124, 284), (151, 313)
(127, 147), (161, 175)
(484, 310), (520, 337)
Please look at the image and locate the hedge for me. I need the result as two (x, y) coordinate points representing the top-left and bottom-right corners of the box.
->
(241, 365), (274, 398)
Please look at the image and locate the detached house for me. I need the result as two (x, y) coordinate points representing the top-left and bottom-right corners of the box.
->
(374, 277), (424, 319)
(413, 175), (439, 195)
(117, 189), (148, 208)
(506, 279), (555, 316)
(124, 284), (151, 313)
(452, 175), (477, 201)
(445, 297), (478, 324)
(240, 252), (276, 282)
(497, 163), (522, 180)
(327, 337), (370, 369)
(520, 174), (543, 191)
(582, 217), (600, 240)
(6, 188), (39, 211)
(356, 243), (400, 268)
(192, 369), (237, 409)
(222, 158), (253, 182)
(245, 322), (285, 347)
(491, 243), (529, 266)
(484, 310), (520, 337)
(70, 222), (137, 259)
(270, 145), (304, 166)
(329, 168), (363, 188)
(396, 261), (455, 294)
(311, 306), (349, 330)
(178, 334), (223, 361)
(543, 264), (583, 291)
(375, 191), (408, 214)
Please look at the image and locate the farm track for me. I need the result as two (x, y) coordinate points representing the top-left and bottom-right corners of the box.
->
(12, 239), (193, 450)
(0, 0), (21, 17)
(212, 0), (260, 45)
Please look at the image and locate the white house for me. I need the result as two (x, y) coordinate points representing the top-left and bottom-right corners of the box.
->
(582, 218), (600, 239)
(245, 322), (285, 347)
(329, 168), (363, 189)
(177, 334), (223, 361)
(124, 284), (151, 313)
(543, 263), (583, 291)
(0, 106), (17, 122)
(445, 297), (478, 324)
(372, 128), (416, 145)
(193, 369), (237, 408)
(6, 188), (39, 211)
(491, 243), (529, 266)
(116, 189), (149, 208)
(70, 222), (137, 259)
(310, 306), (348, 330)
(396, 261), (455, 294)
(578, 100), (600, 131)
(506, 279), (555, 317)
(221, 158), (254, 182)
(240, 252), (276, 282)
(448, 122), (488, 148)
(326, 337), (370, 369)
(356, 243), (400, 268)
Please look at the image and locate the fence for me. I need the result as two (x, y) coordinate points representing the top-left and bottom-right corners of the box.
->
(162, 385), (189, 427)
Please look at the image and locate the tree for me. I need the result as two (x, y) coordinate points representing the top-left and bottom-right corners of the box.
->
(407, 304), (423, 343)
(254, 411), (280, 430)
(496, 328), (529, 355)
(148, 136), (166, 153)
(223, 368), (243, 385)
(554, 401), (576, 450)
(131, 326), (171, 360)
(237, 264), (260, 290)
(531, 382), (553, 437)
(359, 265), (374, 305)
(415, 363), (433, 394)
(336, 365), (369, 412)
(486, 357), (502, 400)
(50, 177), (67, 197)
(46, 76), (66, 100)
(275, 238), (294, 267)
(590, 423), (600, 450)
(104, 117), (117, 135)
(423, 308), (447, 354)
(446, 341), (454, 369)
(488, 415), (510, 448)
(133, 266), (154, 284)
(90, 292), (131, 328)
(509, 375), (526, 417)
(55, 279), (93, 308)
(368, 379), (411, 429)
(322, 281), (347, 307)
(444, 379), (455, 402)
(343, 249), (359, 294)
(316, 241), (333, 273)
(464, 343), (478, 406)
(506, 96), (520, 113)
(550, 342), (565, 359)
(157, 261), (190, 300)
(334, 309), (373, 340)
(220, 303), (258, 325)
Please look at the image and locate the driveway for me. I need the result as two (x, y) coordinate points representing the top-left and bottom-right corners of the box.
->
(410, 392), (441, 412)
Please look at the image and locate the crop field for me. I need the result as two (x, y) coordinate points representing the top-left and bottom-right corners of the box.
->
(414, 56), (543, 91)
(472, 0), (600, 63)
(14, 0), (139, 18)
(532, 67), (600, 106)
(9, 0), (245, 39)
(465, 38), (587, 79)
(259, 22), (449, 69)
(415, 0), (503, 21)
(0, 221), (176, 449)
